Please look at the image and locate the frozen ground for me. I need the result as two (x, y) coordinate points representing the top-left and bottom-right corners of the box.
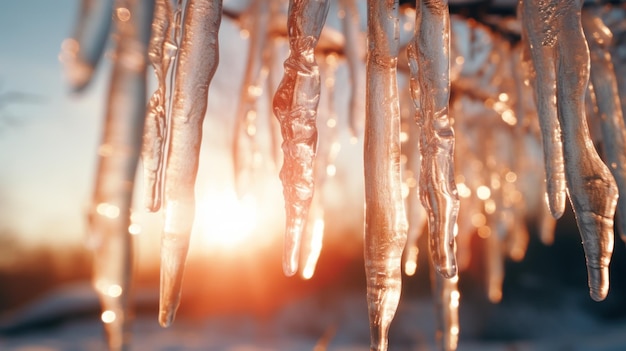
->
(2, 213), (626, 351)
(2, 278), (626, 351)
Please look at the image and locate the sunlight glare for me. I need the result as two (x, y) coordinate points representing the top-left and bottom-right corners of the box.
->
(196, 188), (258, 250)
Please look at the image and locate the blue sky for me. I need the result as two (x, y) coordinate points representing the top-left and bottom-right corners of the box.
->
(0, 1), (107, 249)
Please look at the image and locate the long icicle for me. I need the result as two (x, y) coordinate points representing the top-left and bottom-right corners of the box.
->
(142, 0), (181, 212)
(408, 0), (459, 279)
(582, 6), (626, 243)
(364, 0), (407, 350)
(401, 80), (427, 277)
(430, 265), (460, 351)
(519, 0), (567, 220)
(339, 0), (364, 141)
(232, 0), (270, 197)
(272, 0), (330, 277)
(521, 0), (618, 301)
(60, 0), (114, 91)
(88, 1), (153, 349)
(159, 0), (222, 327)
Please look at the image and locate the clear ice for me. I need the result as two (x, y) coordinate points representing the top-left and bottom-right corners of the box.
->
(142, 0), (182, 212)
(401, 93), (427, 277)
(158, 0), (223, 326)
(407, 0), (459, 279)
(86, 0), (153, 349)
(521, 0), (618, 301)
(299, 49), (341, 279)
(272, 0), (330, 277)
(519, 1), (567, 219)
(431, 267), (459, 351)
(582, 6), (626, 243)
(339, 0), (365, 140)
(232, 0), (270, 197)
(363, 0), (408, 350)
(60, 0), (114, 91)
(59, 1), (626, 350)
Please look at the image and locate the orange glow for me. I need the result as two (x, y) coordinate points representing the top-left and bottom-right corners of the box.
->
(302, 218), (325, 280)
(195, 189), (258, 251)
(101, 310), (116, 324)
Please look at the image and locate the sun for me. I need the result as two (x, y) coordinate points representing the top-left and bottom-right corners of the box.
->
(194, 188), (258, 251)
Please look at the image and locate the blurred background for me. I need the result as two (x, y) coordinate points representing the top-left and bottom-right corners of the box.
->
(1, 1), (626, 350)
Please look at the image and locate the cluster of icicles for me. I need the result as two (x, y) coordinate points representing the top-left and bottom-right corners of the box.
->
(59, 0), (626, 350)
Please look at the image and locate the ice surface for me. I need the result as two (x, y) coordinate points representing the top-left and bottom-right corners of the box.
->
(519, 0), (567, 220)
(272, 0), (330, 277)
(60, 0), (114, 91)
(408, 0), (459, 279)
(401, 92), (427, 277)
(521, 0), (618, 302)
(159, 0), (223, 327)
(85, 0), (153, 349)
(431, 270), (459, 351)
(142, 0), (182, 212)
(582, 6), (626, 244)
(339, 0), (365, 140)
(363, 1), (408, 350)
(232, 0), (270, 197)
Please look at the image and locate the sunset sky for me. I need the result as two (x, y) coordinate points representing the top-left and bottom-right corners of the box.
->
(0, 1), (365, 268)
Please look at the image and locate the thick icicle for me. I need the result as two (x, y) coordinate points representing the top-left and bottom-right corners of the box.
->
(582, 7), (626, 242)
(339, 0), (365, 140)
(159, 0), (222, 327)
(521, 0), (618, 301)
(142, 0), (182, 211)
(519, 2), (566, 220)
(60, 0), (114, 91)
(408, 0), (459, 279)
(431, 267), (460, 351)
(233, 0), (270, 196)
(88, 1), (153, 349)
(363, 0), (407, 350)
(272, 0), (330, 277)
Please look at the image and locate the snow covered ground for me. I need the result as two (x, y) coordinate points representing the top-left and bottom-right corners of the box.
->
(2, 250), (626, 351)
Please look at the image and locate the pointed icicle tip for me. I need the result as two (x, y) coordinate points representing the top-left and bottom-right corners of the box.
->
(158, 307), (175, 328)
(437, 265), (458, 280)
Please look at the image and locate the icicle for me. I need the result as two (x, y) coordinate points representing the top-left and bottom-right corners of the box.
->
(318, 52), (341, 181)
(431, 267), (460, 351)
(265, 36), (289, 170)
(403, 138), (427, 276)
(582, 6), (626, 243)
(521, 0), (618, 301)
(298, 50), (340, 279)
(233, 0), (271, 197)
(88, 0), (153, 349)
(408, 0), (459, 279)
(363, 0), (407, 350)
(60, 0), (114, 91)
(519, 2), (566, 220)
(272, 0), (330, 277)
(485, 222), (504, 304)
(339, 0), (365, 141)
(400, 80), (426, 277)
(142, 0), (182, 212)
(159, 0), (222, 327)
(299, 191), (325, 280)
